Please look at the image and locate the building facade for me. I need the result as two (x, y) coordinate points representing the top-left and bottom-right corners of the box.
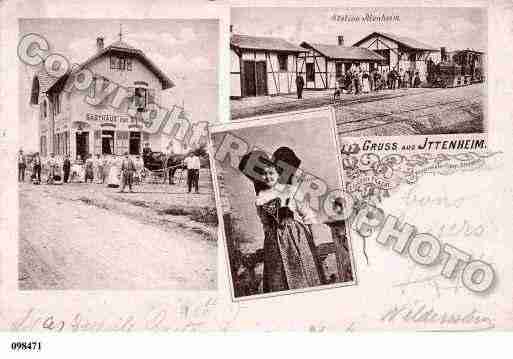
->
(230, 34), (305, 98)
(299, 36), (385, 90)
(30, 36), (175, 160)
(353, 32), (438, 82)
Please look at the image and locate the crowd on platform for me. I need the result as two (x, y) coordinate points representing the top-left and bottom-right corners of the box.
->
(335, 66), (422, 95)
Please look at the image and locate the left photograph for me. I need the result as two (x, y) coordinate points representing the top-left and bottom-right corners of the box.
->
(17, 19), (218, 290)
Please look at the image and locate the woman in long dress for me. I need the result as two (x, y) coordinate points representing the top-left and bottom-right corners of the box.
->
(362, 71), (371, 93)
(239, 148), (326, 293)
(84, 154), (94, 183)
(107, 155), (121, 188)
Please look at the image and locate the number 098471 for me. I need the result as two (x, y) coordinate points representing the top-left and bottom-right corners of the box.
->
(11, 341), (42, 351)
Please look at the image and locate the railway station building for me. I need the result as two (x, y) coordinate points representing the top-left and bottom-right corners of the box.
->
(230, 33), (305, 98)
(353, 32), (438, 82)
(299, 36), (385, 90)
(30, 35), (175, 160)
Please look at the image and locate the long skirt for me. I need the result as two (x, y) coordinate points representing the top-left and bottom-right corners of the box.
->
(107, 166), (120, 188)
(85, 167), (94, 182)
(362, 78), (370, 93)
(262, 218), (326, 293)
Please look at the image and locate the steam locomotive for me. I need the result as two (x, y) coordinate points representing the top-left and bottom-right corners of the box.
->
(427, 48), (485, 88)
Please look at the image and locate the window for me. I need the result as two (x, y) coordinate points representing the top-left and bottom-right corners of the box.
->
(409, 53), (417, 62)
(110, 56), (132, 71)
(374, 49), (390, 66)
(110, 56), (119, 70)
(42, 100), (47, 118)
(306, 62), (315, 82)
(278, 54), (288, 71)
(134, 87), (147, 110)
(335, 62), (343, 78)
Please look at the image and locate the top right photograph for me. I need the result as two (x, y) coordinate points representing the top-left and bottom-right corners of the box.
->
(230, 7), (486, 137)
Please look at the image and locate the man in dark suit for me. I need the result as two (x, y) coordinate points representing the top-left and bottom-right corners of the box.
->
(33, 152), (42, 183)
(120, 152), (136, 193)
(295, 75), (304, 99)
(18, 149), (26, 182)
(63, 155), (71, 183)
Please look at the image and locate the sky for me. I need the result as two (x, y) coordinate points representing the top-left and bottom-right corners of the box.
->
(232, 7), (487, 52)
(18, 18), (218, 152)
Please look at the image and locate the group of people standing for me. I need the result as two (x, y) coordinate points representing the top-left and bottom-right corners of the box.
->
(18, 149), (145, 192)
(18, 148), (203, 195)
(293, 66), (422, 100)
(337, 66), (422, 95)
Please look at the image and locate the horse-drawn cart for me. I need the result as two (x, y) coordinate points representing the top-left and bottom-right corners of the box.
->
(142, 151), (186, 184)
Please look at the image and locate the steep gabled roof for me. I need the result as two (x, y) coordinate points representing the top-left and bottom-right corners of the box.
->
(231, 34), (304, 53)
(32, 38), (175, 99)
(301, 42), (385, 61)
(353, 32), (437, 51)
(73, 40), (174, 90)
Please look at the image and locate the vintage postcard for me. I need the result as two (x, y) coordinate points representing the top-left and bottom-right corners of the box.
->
(211, 108), (356, 300)
(0, 0), (513, 347)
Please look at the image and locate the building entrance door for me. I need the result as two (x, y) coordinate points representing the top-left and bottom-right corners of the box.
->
(76, 132), (89, 161)
(255, 61), (267, 96)
(102, 130), (115, 154)
(243, 61), (256, 97)
(129, 131), (141, 155)
(242, 60), (268, 96)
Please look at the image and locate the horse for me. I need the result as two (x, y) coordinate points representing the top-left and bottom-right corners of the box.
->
(142, 151), (186, 184)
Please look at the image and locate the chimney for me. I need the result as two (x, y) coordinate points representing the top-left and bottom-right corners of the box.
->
(337, 35), (344, 46)
(96, 37), (104, 52)
(440, 47), (447, 62)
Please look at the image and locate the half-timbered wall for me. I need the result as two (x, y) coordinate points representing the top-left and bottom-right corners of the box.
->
(233, 49), (299, 97)
(265, 52), (298, 95)
(299, 48), (377, 89)
(357, 35), (434, 81)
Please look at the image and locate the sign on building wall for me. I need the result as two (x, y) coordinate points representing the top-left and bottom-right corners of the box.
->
(86, 113), (134, 124)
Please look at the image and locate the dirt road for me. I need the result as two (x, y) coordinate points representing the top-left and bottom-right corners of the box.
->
(19, 183), (217, 290)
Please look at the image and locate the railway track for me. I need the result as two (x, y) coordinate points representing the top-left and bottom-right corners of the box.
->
(336, 95), (482, 135)
(232, 86), (463, 121)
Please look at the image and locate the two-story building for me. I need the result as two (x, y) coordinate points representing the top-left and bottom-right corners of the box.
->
(30, 35), (175, 160)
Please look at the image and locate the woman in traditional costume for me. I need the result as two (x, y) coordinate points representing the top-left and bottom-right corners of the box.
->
(238, 148), (326, 293)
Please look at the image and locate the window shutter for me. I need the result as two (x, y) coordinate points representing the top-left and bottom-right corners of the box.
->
(148, 89), (156, 105)
(94, 130), (101, 155)
(128, 87), (135, 109)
